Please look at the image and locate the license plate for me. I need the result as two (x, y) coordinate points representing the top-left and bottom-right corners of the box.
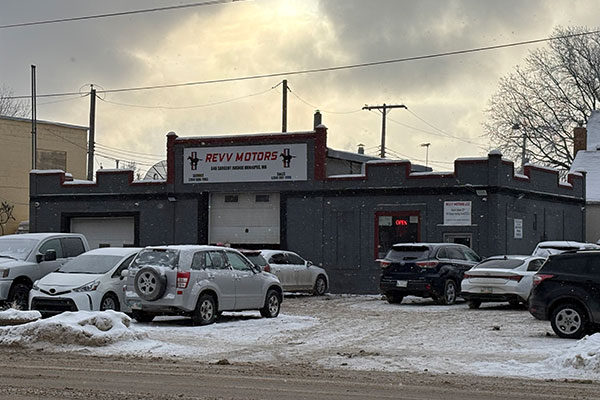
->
(480, 287), (493, 294)
(396, 280), (408, 288)
(130, 301), (142, 310)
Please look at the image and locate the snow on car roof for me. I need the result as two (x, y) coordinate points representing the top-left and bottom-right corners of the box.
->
(0, 233), (83, 240)
(84, 247), (143, 256)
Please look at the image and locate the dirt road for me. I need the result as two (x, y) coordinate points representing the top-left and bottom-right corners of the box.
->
(1, 348), (599, 400)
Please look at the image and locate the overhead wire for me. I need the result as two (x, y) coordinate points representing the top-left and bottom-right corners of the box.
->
(97, 86), (275, 110)
(6, 28), (600, 100)
(287, 88), (362, 115)
(0, 0), (247, 29)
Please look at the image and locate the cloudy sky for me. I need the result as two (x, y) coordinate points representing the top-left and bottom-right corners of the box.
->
(2, 0), (600, 174)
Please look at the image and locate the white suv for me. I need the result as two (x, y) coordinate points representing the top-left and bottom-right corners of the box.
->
(124, 245), (283, 325)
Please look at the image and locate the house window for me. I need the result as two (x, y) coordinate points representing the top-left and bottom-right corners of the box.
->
(255, 194), (270, 203)
(224, 195), (238, 203)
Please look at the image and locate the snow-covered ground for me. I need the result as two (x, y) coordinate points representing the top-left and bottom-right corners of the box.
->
(2, 295), (600, 381)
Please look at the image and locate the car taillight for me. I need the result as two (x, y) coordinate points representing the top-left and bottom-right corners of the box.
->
(463, 273), (472, 279)
(177, 271), (190, 289)
(379, 260), (391, 268)
(416, 261), (439, 268)
(532, 274), (554, 286)
(263, 264), (271, 273)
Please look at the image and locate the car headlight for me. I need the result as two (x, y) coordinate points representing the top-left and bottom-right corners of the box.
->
(0, 269), (9, 278)
(73, 281), (100, 292)
(32, 280), (39, 291)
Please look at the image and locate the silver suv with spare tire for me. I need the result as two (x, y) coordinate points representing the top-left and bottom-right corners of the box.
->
(124, 245), (283, 325)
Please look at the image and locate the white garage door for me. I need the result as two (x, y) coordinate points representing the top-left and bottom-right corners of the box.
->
(209, 193), (279, 245)
(70, 217), (135, 249)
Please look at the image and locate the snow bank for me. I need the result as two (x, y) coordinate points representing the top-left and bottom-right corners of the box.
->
(0, 308), (42, 325)
(0, 310), (146, 347)
(550, 333), (600, 373)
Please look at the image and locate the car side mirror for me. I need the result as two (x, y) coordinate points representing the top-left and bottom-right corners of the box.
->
(121, 269), (129, 279)
(38, 249), (56, 263)
(306, 260), (312, 268)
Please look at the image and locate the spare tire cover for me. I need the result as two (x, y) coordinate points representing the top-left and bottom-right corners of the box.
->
(134, 266), (167, 301)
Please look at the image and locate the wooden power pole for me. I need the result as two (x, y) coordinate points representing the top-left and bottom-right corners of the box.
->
(87, 86), (96, 181)
(362, 103), (407, 158)
(282, 79), (288, 133)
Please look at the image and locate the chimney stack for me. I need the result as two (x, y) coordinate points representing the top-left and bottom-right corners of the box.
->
(357, 144), (365, 154)
(313, 110), (322, 129)
(574, 126), (587, 156)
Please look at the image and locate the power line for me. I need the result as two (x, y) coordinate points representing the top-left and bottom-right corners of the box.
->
(7, 29), (600, 100)
(287, 88), (362, 114)
(95, 143), (165, 158)
(97, 86), (275, 110)
(0, 0), (247, 29)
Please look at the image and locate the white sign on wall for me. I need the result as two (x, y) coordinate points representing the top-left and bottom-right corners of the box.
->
(183, 143), (307, 183)
(443, 201), (472, 226)
(514, 218), (523, 239)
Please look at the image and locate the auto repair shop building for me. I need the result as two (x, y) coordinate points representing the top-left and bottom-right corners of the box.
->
(30, 124), (586, 293)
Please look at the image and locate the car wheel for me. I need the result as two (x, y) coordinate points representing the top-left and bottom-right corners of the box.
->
(8, 282), (31, 310)
(313, 275), (327, 296)
(467, 300), (481, 309)
(508, 300), (521, 308)
(134, 267), (167, 301)
(551, 303), (589, 339)
(191, 294), (217, 326)
(385, 293), (404, 304)
(100, 293), (120, 311)
(436, 279), (457, 305)
(131, 310), (155, 323)
(260, 289), (281, 318)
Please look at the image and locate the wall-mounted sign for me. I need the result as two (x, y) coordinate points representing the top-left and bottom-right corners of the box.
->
(183, 144), (307, 183)
(443, 201), (472, 226)
(514, 218), (523, 239)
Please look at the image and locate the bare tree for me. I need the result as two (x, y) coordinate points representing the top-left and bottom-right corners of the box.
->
(484, 26), (600, 172)
(0, 85), (29, 117)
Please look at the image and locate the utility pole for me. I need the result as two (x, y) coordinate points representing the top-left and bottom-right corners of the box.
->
(87, 86), (96, 180)
(282, 79), (288, 133)
(31, 65), (37, 170)
(362, 103), (407, 158)
(420, 142), (431, 168)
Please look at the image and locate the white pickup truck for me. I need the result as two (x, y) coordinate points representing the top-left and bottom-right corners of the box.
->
(0, 233), (90, 309)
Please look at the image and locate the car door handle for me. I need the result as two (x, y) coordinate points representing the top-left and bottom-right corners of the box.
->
(207, 273), (215, 280)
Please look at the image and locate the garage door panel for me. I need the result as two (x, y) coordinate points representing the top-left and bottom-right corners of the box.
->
(70, 217), (135, 249)
(210, 193), (279, 245)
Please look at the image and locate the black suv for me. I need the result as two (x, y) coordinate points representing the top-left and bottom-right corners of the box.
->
(379, 243), (481, 305)
(529, 250), (600, 339)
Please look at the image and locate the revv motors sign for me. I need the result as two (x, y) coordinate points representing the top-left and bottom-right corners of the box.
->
(183, 143), (307, 183)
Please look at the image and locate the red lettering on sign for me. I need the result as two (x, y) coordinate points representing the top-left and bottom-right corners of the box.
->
(205, 154), (213, 162)
(395, 219), (408, 226)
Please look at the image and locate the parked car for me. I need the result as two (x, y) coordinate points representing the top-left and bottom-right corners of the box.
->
(529, 250), (600, 339)
(259, 250), (328, 295)
(124, 245), (283, 325)
(29, 247), (142, 317)
(238, 249), (271, 272)
(460, 255), (545, 309)
(531, 241), (600, 257)
(379, 243), (481, 305)
(0, 233), (89, 310)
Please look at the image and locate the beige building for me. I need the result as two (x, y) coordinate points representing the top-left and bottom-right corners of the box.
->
(0, 115), (87, 235)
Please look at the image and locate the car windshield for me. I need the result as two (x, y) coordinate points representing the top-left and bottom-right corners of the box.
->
(0, 238), (37, 260)
(59, 255), (123, 274)
(387, 245), (430, 261)
(245, 254), (268, 267)
(131, 249), (179, 269)
(475, 258), (523, 269)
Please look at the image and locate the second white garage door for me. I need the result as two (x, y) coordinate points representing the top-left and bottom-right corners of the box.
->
(70, 217), (135, 249)
(209, 193), (280, 245)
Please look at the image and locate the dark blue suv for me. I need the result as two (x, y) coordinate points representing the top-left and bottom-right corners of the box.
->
(379, 243), (481, 305)
(529, 250), (600, 339)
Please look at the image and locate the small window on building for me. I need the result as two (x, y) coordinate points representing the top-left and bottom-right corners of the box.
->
(224, 195), (238, 203)
(255, 194), (270, 203)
